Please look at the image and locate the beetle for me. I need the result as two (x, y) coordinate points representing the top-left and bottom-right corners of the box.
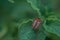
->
(32, 18), (42, 30)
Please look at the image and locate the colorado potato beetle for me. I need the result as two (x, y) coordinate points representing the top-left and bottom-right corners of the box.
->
(32, 18), (42, 30)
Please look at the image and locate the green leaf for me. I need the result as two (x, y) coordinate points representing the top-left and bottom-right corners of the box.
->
(48, 33), (60, 40)
(36, 31), (46, 40)
(18, 21), (46, 40)
(27, 0), (41, 18)
(43, 20), (60, 37)
(18, 21), (36, 40)
(27, 0), (38, 10)
(36, 27), (46, 40)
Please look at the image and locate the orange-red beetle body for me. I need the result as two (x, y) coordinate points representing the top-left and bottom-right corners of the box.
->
(32, 18), (41, 29)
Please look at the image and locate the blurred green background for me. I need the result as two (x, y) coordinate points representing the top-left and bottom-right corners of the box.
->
(0, 0), (60, 40)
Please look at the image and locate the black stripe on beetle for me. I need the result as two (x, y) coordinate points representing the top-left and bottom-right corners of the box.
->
(32, 18), (41, 30)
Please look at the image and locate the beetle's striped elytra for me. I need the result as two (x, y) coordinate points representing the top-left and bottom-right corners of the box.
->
(32, 18), (41, 29)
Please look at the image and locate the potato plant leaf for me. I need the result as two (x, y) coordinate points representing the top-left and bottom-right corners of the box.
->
(27, 0), (42, 18)
(18, 21), (46, 40)
(43, 20), (60, 37)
